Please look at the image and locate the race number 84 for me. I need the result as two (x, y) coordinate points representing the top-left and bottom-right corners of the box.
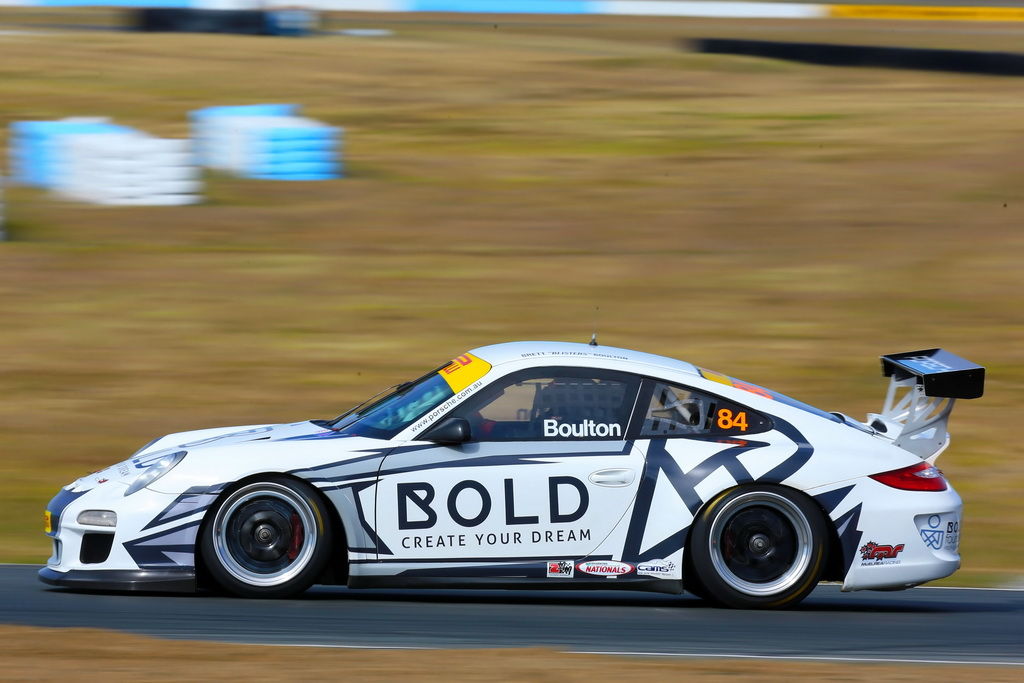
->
(717, 409), (748, 431)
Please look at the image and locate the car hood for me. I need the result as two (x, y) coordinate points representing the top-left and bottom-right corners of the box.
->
(67, 421), (338, 492)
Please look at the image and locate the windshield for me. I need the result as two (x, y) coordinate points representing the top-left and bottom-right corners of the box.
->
(328, 370), (454, 439)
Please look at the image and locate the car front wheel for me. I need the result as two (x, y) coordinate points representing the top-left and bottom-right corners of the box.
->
(687, 485), (827, 609)
(201, 476), (332, 598)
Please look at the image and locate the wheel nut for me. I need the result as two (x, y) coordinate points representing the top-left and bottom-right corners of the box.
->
(750, 533), (770, 553)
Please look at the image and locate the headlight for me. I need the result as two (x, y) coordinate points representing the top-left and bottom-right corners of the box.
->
(77, 510), (117, 527)
(124, 450), (187, 496)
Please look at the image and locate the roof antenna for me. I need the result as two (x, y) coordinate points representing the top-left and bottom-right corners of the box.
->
(589, 306), (599, 346)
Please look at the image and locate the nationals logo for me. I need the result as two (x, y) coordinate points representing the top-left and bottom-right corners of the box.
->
(546, 560), (574, 578)
(576, 561), (634, 576)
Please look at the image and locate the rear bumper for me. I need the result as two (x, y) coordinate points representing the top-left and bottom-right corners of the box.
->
(38, 566), (196, 593)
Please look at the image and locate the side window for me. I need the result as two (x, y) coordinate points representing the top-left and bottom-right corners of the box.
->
(453, 369), (639, 441)
(641, 381), (771, 438)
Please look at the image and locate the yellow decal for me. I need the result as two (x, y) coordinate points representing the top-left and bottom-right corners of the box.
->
(438, 353), (491, 393)
(44, 510), (52, 534)
(699, 368), (733, 387)
(828, 5), (1024, 22)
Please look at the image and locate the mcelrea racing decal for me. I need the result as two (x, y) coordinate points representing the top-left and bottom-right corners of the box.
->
(859, 541), (905, 565)
(547, 560), (574, 578)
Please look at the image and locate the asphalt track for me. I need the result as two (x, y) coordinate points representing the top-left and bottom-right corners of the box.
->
(3, 565), (1023, 665)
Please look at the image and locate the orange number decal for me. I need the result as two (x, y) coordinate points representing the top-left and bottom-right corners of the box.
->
(717, 409), (749, 432)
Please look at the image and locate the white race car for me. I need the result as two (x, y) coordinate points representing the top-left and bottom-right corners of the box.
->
(40, 341), (984, 609)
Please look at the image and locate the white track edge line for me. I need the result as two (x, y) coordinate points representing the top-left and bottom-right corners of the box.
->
(8, 563), (1024, 591)
(567, 651), (1024, 666)
(188, 640), (1024, 666)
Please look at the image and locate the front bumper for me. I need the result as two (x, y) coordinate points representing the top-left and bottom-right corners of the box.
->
(38, 566), (196, 593)
(41, 480), (207, 592)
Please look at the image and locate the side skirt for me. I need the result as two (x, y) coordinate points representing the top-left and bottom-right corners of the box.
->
(348, 575), (684, 595)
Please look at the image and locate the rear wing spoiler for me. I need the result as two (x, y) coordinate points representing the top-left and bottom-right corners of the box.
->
(867, 349), (985, 461)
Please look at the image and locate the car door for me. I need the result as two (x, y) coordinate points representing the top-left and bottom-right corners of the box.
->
(372, 366), (646, 577)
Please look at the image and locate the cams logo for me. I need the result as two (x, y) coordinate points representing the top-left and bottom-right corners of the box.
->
(543, 419), (622, 438)
(547, 560), (574, 578)
(577, 561), (633, 576)
(636, 560), (677, 577)
(859, 541), (905, 565)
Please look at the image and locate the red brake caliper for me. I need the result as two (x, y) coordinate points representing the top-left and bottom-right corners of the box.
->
(287, 512), (304, 561)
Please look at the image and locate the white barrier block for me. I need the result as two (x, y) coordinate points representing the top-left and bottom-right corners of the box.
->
(55, 131), (202, 206)
(594, 1), (825, 18)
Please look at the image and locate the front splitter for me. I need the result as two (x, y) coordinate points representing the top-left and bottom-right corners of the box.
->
(38, 566), (196, 593)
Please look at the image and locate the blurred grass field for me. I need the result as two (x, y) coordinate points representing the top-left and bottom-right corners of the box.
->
(5, 625), (1024, 681)
(0, 11), (1021, 584)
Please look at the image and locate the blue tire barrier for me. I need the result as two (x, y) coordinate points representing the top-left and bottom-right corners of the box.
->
(190, 105), (342, 180)
(8, 119), (201, 205)
(9, 119), (133, 188)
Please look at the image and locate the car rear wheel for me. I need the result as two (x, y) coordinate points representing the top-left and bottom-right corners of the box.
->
(201, 477), (332, 598)
(688, 485), (826, 609)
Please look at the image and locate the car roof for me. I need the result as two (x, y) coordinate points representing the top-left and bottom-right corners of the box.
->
(468, 341), (700, 377)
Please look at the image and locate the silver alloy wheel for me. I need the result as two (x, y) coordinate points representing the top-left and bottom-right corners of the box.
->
(211, 482), (319, 587)
(706, 490), (813, 597)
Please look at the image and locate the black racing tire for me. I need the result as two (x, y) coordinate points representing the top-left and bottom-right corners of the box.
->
(682, 545), (712, 602)
(200, 476), (332, 598)
(688, 485), (827, 609)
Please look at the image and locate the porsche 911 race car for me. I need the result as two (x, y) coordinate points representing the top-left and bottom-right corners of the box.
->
(39, 341), (984, 609)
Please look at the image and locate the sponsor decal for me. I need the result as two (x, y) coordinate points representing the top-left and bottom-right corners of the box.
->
(398, 476), (589, 530)
(547, 560), (574, 578)
(918, 515), (960, 552)
(97, 478), (108, 484)
(920, 514), (944, 550)
(543, 419), (622, 439)
(944, 520), (960, 551)
(577, 560), (634, 576)
(409, 380), (484, 434)
(859, 541), (905, 565)
(920, 528), (944, 549)
(438, 353), (491, 393)
(520, 351), (628, 361)
(636, 559), (677, 577)
(900, 355), (954, 374)
(401, 529), (592, 550)
(43, 510), (52, 534)
(397, 476), (593, 550)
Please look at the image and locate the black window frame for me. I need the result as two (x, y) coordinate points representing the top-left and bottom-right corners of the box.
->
(449, 365), (644, 443)
(627, 377), (774, 440)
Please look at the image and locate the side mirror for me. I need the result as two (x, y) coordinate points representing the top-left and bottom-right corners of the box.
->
(424, 417), (471, 445)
